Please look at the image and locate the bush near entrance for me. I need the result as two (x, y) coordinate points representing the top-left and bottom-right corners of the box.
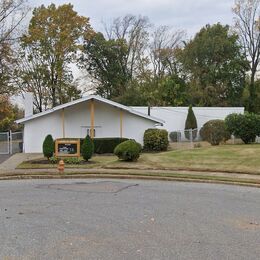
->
(80, 137), (129, 154)
(225, 113), (260, 144)
(144, 129), (169, 151)
(42, 134), (54, 159)
(114, 140), (142, 161)
(82, 135), (94, 161)
(200, 120), (230, 145)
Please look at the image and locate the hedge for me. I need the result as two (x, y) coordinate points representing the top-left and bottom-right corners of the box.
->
(80, 137), (129, 154)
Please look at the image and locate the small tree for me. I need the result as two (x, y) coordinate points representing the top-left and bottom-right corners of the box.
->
(200, 120), (230, 145)
(82, 135), (94, 161)
(42, 134), (54, 159)
(185, 105), (198, 140)
(225, 113), (260, 144)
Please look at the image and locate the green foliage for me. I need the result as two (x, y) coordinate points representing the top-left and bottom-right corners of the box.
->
(114, 140), (142, 161)
(225, 113), (260, 144)
(42, 135), (54, 159)
(185, 105), (198, 140)
(80, 137), (129, 154)
(49, 156), (83, 164)
(80, 32), (130, 99)
(20, 3), (90, 109)
(179, 23), (248, 106)
(200, 120), (230, 145)
(81, 135), (94, 161)
(143, 129), (169, 151)
(169, 131), (181, 142)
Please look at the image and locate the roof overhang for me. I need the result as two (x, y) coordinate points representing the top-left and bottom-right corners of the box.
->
(16, 95), (164, 125)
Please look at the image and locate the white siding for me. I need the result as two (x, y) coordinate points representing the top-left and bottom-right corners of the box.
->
(23, 100), (157, 153)
(132, 107), (245, 133)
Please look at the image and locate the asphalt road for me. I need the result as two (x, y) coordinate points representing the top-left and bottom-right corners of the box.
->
(0, 179), (260, 260)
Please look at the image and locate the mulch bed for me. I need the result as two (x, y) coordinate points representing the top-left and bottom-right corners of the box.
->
(27, 159), (95, 165)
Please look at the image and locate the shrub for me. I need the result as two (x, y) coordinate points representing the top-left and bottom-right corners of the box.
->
(80, 137), (129, 154)
(225, 113), (260, 144)
(185, 105), (198, 140)
(169, 131), (181, 142)
(200, 120), (230, 145)
(143, 129), (169, 151)
(49, 156), (83, 164)
(42, 134), (54, 159)
(114, 140), (142, 161)
(82, 135), (94, 161)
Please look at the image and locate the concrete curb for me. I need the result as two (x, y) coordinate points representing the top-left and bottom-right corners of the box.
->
(0, 172), (260, 188)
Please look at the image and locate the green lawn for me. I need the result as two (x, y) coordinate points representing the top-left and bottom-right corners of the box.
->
(18, 144), (260, 174)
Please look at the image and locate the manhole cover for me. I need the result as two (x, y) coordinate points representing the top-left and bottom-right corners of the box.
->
(38, 181), (138, 193)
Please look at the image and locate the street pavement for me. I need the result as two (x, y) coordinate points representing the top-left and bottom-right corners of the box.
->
(0, 179), (260, 260)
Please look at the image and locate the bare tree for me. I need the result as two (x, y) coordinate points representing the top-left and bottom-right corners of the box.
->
(0, 0), (29, 95)
(233, 0), (260, 112)
(104, 14), (151, 80)
(150, 26), (185, 79)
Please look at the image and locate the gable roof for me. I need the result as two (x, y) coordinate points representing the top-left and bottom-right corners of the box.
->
(16, 95), (164, 124)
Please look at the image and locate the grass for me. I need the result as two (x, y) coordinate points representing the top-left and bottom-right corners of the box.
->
(17, 144), (260, 174)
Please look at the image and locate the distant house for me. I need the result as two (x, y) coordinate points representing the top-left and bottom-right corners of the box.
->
(17, 94), (244, 153)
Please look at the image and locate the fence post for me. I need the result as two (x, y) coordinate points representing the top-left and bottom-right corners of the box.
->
(189, 129), (193, 148)
(9, 130), (12, 154)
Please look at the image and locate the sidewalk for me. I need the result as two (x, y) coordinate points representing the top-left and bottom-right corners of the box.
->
(0, 153), (42, 173)
(0, 154), (260, 187)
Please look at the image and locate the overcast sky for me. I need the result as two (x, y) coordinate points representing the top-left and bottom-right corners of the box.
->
(29, 0), (236, 37)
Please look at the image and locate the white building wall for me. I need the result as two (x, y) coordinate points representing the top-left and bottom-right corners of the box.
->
(132, 107), (245, 135)
(23, 100), (157, 153)
(23, 111), (62, 153)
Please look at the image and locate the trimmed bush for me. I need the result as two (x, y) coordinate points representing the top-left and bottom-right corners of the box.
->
(80, 137), (129, 154)
(42, 134), (54, 159)
(185, 105), (198, 140)
(82, 135), (94, 161)
(143, 129), (169, 151)
(225, 113), (260, 144)
(169, 131), (181, 142)
(200, 120), (230, 145)
(114, 140), (142, 161)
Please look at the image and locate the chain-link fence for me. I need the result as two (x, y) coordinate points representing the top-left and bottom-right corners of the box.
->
(169, 128), (202, 149)
(10, 131), (23, 154)
(0, 132), (10, 154)
(0, 131), (23, 154)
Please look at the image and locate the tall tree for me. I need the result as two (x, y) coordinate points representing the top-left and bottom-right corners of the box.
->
(20, 3), (91, 109)
(80, 32), (130, 98)
(233, 0), (260, 112)
(179, 23), (249, 106)
(0, 0), (29, 95)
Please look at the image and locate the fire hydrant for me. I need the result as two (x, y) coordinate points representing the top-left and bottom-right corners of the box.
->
(58, 160), (65, 173)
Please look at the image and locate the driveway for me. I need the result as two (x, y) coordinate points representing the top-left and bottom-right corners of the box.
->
(0, 179), (260, 260)
(0, 154), (11, 164)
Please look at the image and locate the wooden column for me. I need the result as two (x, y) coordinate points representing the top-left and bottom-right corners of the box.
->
(62, 108), (65, 138)
(90, 99), (95, 138)
(120, 109), (123, 138)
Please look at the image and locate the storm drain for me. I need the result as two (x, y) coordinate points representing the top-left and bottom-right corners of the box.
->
(37, 181), (138, 193)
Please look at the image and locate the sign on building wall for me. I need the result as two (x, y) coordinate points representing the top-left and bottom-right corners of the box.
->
(55, 139), (80, 157)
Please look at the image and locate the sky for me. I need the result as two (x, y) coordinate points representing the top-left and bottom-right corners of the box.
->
(29, 0), (236, 37)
